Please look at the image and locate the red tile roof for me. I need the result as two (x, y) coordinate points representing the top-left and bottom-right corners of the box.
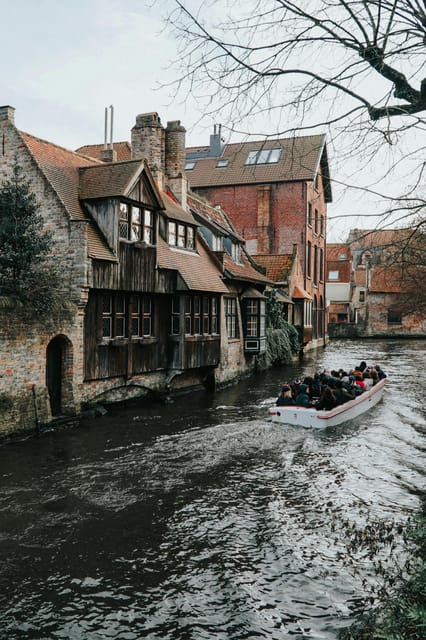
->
(223, 252), (271, 285)
(20, 131), (116, 261)
(75, 141), (131, 162)
(327, 243), (350, 261)
(251, 254), (294, 283)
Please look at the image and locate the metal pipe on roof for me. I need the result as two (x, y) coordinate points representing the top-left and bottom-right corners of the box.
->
(109, 105), (114, 150)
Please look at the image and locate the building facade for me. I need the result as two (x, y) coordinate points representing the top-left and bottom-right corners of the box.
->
(0, 107), (270, 437)
(185, 128), (332, 350)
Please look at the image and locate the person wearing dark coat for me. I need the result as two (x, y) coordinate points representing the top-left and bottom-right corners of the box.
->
(295, 383), (314, 408)
(333, 379), (355, 405)
(276, 385), (296, 406)
(315, 386), (337, 411)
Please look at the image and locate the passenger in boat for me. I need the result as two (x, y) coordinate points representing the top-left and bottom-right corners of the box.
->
(375, 365), (387, 379)
(362, 370), (374, 389)
(359, 361), (368, 372)
(276, 385), (296, 406)
(295, 383), (314, 407)
(333, 379), (355, 405)
(314, 386), (337, 411)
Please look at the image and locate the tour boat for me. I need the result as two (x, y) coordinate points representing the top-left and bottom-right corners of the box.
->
(268, 378), (386, 429)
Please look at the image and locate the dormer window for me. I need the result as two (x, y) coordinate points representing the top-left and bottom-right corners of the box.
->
(212, 234), (223, 251)
(245, 148), (281, 165)
(119, 203), (155, 244)
(231, 242), (241, 263)
(168, 221), (196, 250)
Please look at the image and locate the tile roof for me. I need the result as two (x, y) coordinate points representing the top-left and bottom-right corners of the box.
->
(251, 254), (294, 283)
(186, 134), (330, 193)
(347, 228), (411, 249)
(162, 190), (196, 224)
(156, 236), (229, 293)
(79, 159), (147, 200)
(75, 141), (132, 162)
(327, 243), (350, 261)
(187, 192), (242, 240)
(223, 252), (272, 285)
(20, 131), (116, 261)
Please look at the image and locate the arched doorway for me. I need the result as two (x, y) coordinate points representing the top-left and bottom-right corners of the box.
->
(46, 335), (74, 416)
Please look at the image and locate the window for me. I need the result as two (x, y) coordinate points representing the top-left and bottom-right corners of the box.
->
(102, 294), (153, 339)
(231, 242), (241, 263)
(388, 310), (402, 325)
(225, 298), (239, 338)
(244, 299), (266, 337)
(102, 294), (126, 338)
(187, 227), (195, 250)
(314, 209), (319, 235)
(185, 161), (196, 170)
(168, 221), (196, 250)
(177, 224), (186, 248)
(245, 148), (281, 165)
(119, 203), (155, 244)
(179, 295), (219, 336)
(216, 159), (229, 167)
(359, 290), (365, 302)
(171, 296), (180, 334)
(328, 270), (339, 280)
(338, 252), (347, 260)
(143, 210), (153, 244)
(307, 241), (312, 278)
(168, 221), (176, 245)
(313, 245), (318, 285)
(308, 203), (312, 226)
(319, 248), (324, 282)
(212, 234), (223, 251)
(320, 215), (324, 236)
(131, 295), (152, 337)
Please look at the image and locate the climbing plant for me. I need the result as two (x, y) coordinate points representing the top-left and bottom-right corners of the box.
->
(256, 289), (300, 369)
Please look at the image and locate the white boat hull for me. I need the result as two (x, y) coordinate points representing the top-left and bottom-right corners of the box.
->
(268, 379), (386, 429)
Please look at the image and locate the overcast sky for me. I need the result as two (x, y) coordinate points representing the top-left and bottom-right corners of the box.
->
(2, 0), (417, 242)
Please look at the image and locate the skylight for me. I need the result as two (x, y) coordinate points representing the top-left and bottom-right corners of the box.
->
(216, 158), (229, 167)
(185, 161), (196, 171)
(245, 148), (281, 165)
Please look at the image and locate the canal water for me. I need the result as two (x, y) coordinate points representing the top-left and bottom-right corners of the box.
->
(0, 339), (425, 640)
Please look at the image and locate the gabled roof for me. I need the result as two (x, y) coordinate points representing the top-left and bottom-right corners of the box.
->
(79, 159), (163, 203)
(252, 254), (294, 283)
(222, 252), (272, 286)
(75, 141), (131, 162)
(156, 236), (228, 293)
(186, 134), (332, 201)
(187, 192), (242, 240)
(20, 131), (116, 261)
(347, 228), (411, 250)
(327, 243), (350, 261)
(162, 190), (196, 225)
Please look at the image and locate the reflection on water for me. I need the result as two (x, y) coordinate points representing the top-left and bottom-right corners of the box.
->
(0, 339), (424, 639)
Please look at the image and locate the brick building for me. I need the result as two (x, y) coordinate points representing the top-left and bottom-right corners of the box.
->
(185, 127), (332, 350)
(0, 107), (270, 436)
(327, 229), (426, 337)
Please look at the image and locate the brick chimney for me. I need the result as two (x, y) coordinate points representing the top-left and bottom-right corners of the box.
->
(0, 105), (15, 124)
(165, 120), (187, 209)
(131, 112), (165, 190)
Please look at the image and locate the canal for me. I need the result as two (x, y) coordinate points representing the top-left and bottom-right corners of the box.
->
(0, 339), (424, 639)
